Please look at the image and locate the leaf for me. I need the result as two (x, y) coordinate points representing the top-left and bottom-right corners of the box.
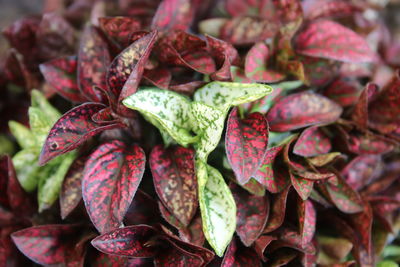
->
(266, 91), (342, 132)
(263, 186), (290, 233)
(293, 126), (331, 157)
(352, 83), (379, 129)
(295, 20), (376, 63)
(11, 224), (80, 265)
(8, 121), (36, 150)
(222, 238), (262, 267)
(302, 0), (363, 20)
(38, 153), (76, 212)
(150, 145), (197, 226)
(77, 26), (110, 103)
(323, 76), (363, 107)
(346, 131), (395, 155)
(179, 213), (205, 247)
(123, 88), (196, 146)
(30, 89), (61, 126)
(197, 161), (236, 256)
(144, 67), (172, 89)
(154, 238), (205, 266)
(82, 140), (145, 233)
(60, 155), (87, 219)
(151, 0), (194, 31)
(225, 0), (275, 18)
(12, 149), (40, 192)
(241, 178), (266, 196)
(91, 225), (159, 257)
(99, 17), (141, 47)
(194, 81), (273, 113)
(39, 103), (123, 165)
(39, 56), (87, 103)
(291, 172), (314, 201)
(107, 31), (157, 101)
(124, 190), (161, 226)
(254, 235), (276, 261)
(299, 55), (341, 87)
(245, 42), (285, 83)
(297, 199), (316, 246)
(225, 108), (269, 184)
(230, 182), (269, 247)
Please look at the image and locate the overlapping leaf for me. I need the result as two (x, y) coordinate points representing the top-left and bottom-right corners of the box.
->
(264, 186), (290, 233)
(82, 140), (145, 233)
(293, 126), (331, 157)
(151, 0), (194, 31)
(222, 238), (262, 267)
(297, 198), (316, 246)
(99, 17), (141, 47)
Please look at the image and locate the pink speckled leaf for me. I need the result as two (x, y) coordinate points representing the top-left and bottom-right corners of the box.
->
(11, 224), (80, 266)
(291, 172), (314, 201)
(300, 55), (341, 87)
(151, 0), (194, 31)
(293, 126), (331, 157)
(91, 225), (159, 257)
(230, 182), (269, 247)
(225, 0), (275, 18)
(245, 42), (285, 83)
(263, 186), (290, 233)
(144, 67), (172, 89)
(253, 235), (276, 261)
(295, 20), (376, 63)
(266, 91), (343, 132)
(40, 56), (87, 103)
(150, 145), (197, 226)
(78, 26), (110, 103)
(222, 238), (262, 267)
(124, 190), (161, 226)
(99, 17), (141, 47)
(302, 0), (363, 20)
(39, 103), (123, 165)
(226, 108), (269, 185)
(323, 76), (363, 107)
(297, 198), (316, 246)
(179, 213), (205, 247)
(352, 83), (379, 129)
(154, 238), (204, 267)
(346, 131), (396, 155)
(82, 140), (145, 233)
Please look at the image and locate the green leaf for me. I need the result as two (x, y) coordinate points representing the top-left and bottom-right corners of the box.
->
(8, 121), (36, 149)
(13, 148), (41, 192)
(377, 261), (399, 267)
(123, 89), (197, 146)
(28, 107), (56, 146)
(189, 102), (225, 160)
(31, 89), (61, 123)
(196, 160), (236, 256)
(193, 81), (273, 112)
(38, 152), (76, 212)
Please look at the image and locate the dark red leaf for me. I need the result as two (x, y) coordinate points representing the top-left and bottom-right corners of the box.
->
(11, 224), (80, 265)
(266, 91), (343, 132)
(290, 172), (314, 200)
(297, 198), (316, 246)
(150, 145), (197, 226)
(60, 155), (87, 219)
(107, 31), (157, 102)
(78, 26), (110, 103)
(245, 42), (285, 83)
(293, 126), (331, 157)
(179, 213), (205, 247)
(91, 225), (159, 257)
(82, 140), (145, 233)
(144, 68), (172, 89)
(323, 76), (363, 107)
(40, 56), (87, 103)
(99, 17), (142, 47)
(271, 227), (316, 254)
(346, 131), (396, 155)
(253, 235), (276, 261)
(295, 20), (376, 63)
(263, 186), (290, 233)
(302, 0), (363, 20)
(154, 238), (204, 267)
(241, 178), (266, 196)
(151, 0), (194, 31)
(226, 108), (269, 185)
(159, 201), (185, 230)
(266, 248), (298, 266)
(221, 238), (262, 267)
(230, 182), (269, 246)
(299, 55), (341, 87)
(352, 83), (379, 129)
(39, 103), (123, 165)
(124, 190), (161, 226)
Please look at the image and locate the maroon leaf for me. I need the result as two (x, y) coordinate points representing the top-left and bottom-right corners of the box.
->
(222, 238), (262, 267)
(241, 178), (266, 196)
(271, 227), (316, 254)
(300, 55), (341, 87)
(60, 155), (87, 219)
(39, 103), (123, 165)
(230, 182), (269, 247)
(263, 186), (290, 233)
(159, 201), (185, 230)
(245, 42), (285, 83)
(295, 20), (376, 63)
(253, 235), (276, 261)
(78, 26), (110, 103)
(290, 172), (314, 201)
(99, 17), (142, 47)
(293, 126), (331, 157)
(352, 83), (379, 129)
(91, 225), (159, 257)
(151, 0), (194, 31)
(154, 238), (204, 267)
(40, 56), (87, 103)
(82, 140), (145, 233)
(144, 67), (172, 89)
(107, 31), (157, 101)
(297, 198), (316, 246)
(323, 76), (363, 107)
(226, 108), (269, 185)
(124, 190), (160, 226)
(11, 224), (80, 265)
(266, 91), (343, 132)
(179, 213), (205, 247)
(150, 145), (197, 226)
(346, 131), (396, 155)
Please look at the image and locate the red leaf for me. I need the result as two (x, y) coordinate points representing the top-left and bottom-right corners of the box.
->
(144, 67), (172, 89)
(263, 186), (290, 233)
(39, 103), (123, 165)
(225, 0), (276, 18)
(346, 131), (396, 155)
(179, 213), (205, 247)
(150, 145), (197, 226)
(107, 31), (157, 101)
(352, 83), (379, 129)
(293, 126), (331, 157)
(60, 155), (87, 219)
(222, 238), (262, 267)
(245, 42), (285, 83)
(295, 20), (376, 63)
(266, 91), (343, 132)
(323, 76), (363, 107)
(290, 172), (314, 201)
(124, 190), (160, 226)
(230, 183), (269, 247)
(40, 56), (87, 103)
(299, 55), (341, 87)
(99, 17), (142, 47)
(297, 198), (316, 246)
(78, 26), (110, 103)
(91, 225), (159, 257)
(302, 0), (363, 20)
(82, 140), (145, 233)
(151, 0), (194, 31)
(253, 235), (276, 261)
(11, 224), (80, 265)
(226, 108), (269, 185)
